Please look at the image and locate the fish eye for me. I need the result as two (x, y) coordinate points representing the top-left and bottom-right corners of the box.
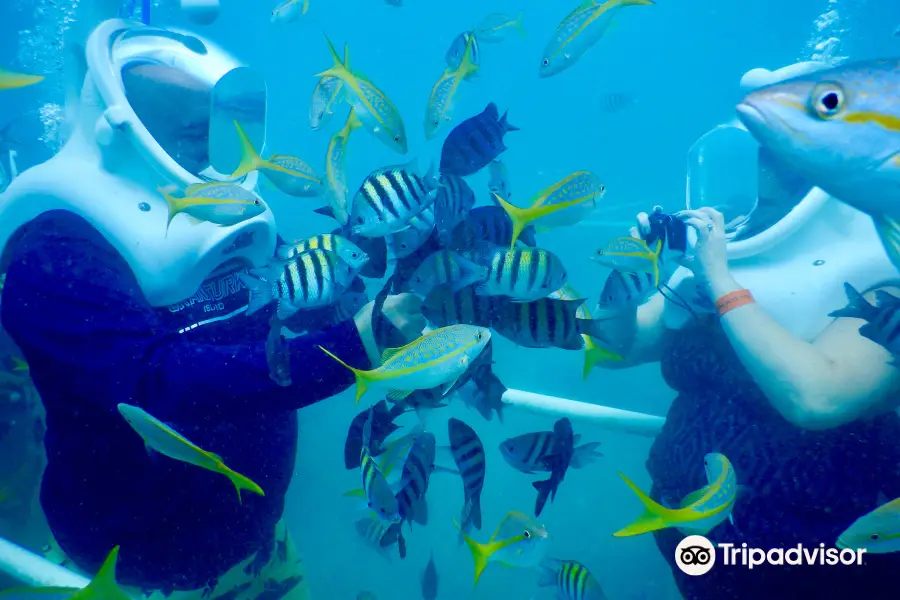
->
(433, 120), (439, 127)
(393, 136), (400, 142)
(476, 331), (483, 341)
(541, 59), (549, 66)
(523, 530), (531, 538)
(254, 199), (262, 206)
(871, 534), (880, 541)
(352, 252), (360, 259)
(596, 249), (603, 255)
(811, 83), (845, 119)
(356, 217), (365, 224)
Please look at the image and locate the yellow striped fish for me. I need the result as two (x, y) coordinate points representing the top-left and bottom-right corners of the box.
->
(549, 283), (624, 376)
(0, 547), (130, 600)
(324, 108), (363, 225)
(425, 34), (480, 140)
(0, 68), (44, 91)
(592, 236), (663, 287)
(231, 121), (323, 197)
(276, 233), (368, 270)
(309, 74), (345, 130)
(319, 324), (491, 404)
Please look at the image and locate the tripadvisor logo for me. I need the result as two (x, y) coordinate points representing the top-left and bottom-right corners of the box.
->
(674, 535), (866, 576)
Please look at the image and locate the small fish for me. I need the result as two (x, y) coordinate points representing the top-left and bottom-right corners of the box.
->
(271, 0), (308, 23)
(459, 510), (550, 586)
(355, 514), (404, 561)
(488, 160), (511, 200)
(440, 103), (518, 176)
(457, 365), (506, 423)
(395, 431), (436, 526)
(309, 76), (345, 130)
(828, 282), (900, 358)
(117, 403), (264, 503)
(533, 418), (575, 516)
(7, 356), (28, 373)
(553, 283), (624, 377)
(360, 407), (403, 524)
(539, 0), (654, 78)
(500, 431), (602, 474)
(323, 108), (363, 225)
(837, 494), (900, 553)
(0, 68), (44, 91)
(450, 206), (537, 250)
(319, 324), (491, 403)
(475, 12), (526, 42)
(241, 248), (357, 319)
(316, 37), (408, 154)
(445, 31), (481, 71)
(614, 453), (739, 537)
(276, 233), (369, 270)
(350, 161), (440, 237)
(493, 172), (603, 249)
(407, 250), (488, 297)
(448, 418), (486, 537)
(593, 237), (663, 288)
(333, 225), (389, 279)
(344, 399), (404, 470)
(475, 245), (568, 302)
(158, 183), (265, 233)
(596, 270), (656, 316)
(421, 283), (496, 328)
(421, 550), (439, 600)
(387, 207), (436, 260)
(434, 174), (477, 245)
(0, 547), (131, 600)
(600, 92), (638, 114)
(894, 25), (900, 38)
(538, 559), (609, 600)
(231, 122), (322, 197)
(425, 36), (480, 140)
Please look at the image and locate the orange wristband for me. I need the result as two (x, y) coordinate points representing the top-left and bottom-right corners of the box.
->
(715, 289), (754, 317)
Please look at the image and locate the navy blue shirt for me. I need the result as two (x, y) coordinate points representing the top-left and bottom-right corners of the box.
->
(0, 211), (369, 591)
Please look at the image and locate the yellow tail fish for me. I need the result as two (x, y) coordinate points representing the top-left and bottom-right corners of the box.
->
(117, 403), (264, 504)
(0, 68), (44, 91)
(424, 34), (480, 140)
(319, 324), (491, 404)
(231, 121), (322, 197)
(0, 547), (130, 600)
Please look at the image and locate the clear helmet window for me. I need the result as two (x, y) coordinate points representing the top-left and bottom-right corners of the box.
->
(686, 122), (813, 241)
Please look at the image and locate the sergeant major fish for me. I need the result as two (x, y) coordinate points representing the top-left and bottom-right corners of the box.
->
(500, 430), (602, 474)
(475, 245), (568, 302)
(533, 417), (575, 517)
(828, 282), (900, 360)
(276, 233), (369, 269)
(440, 102), (518, 176)
(395, 431), (436, 526)
(359, 407), (402, 524)
(407, 249), (488, 297)
(434, 174), (477, 245)
(448, 418), (486, 538)
(538, 559), (609, 600)
(350, 161), (441, 237)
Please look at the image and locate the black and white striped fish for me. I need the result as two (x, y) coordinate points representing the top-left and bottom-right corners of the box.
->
(595, 270), (656, 317)
(448, 418), (485, 536)
(829, 282), (900, 359)
(434, 174), (476, 245)
(240, 248), (356, 319)
(395, 431), (436, 527)
(475, 244), (568, 302)
(500, 430), (602, 474)
(407, 249), (488, 297)
(450, 205), (537, 250)
(387, 206), (436, 260)
(350, 161), (440, 237)
(276, 233), (369, 270)
(491, 297), (589, 350)
(421, 283), (496, 328)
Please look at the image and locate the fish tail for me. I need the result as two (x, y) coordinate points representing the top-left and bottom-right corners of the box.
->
(828, 282), (877, 321)
(458, 36), (480, 79)
(10, 356), (28, 372)
(238, 273), (274, 316)
(318, 345), (370, 403)
(82, 546), (132, 600)
(619, 0), (655, 5)
(222, 466), (265, 505)
(493, 192), (529, 250)
(456, 521), (493, 587)
(315, 35), (349, 79)
(613, 472), (671, 537)
(499, 110), (520, 133)
(230, 121), (266, 179)
(570, 442), (603, 469)
(514, 11), (526, 37)
(346, 107), (362, 132)
(582, 336), (624, 379)
(158, 186), (181, 236)
(0, 69), (44, 91)
(302, 0), (310, 14)
(651, 238), (663, 288)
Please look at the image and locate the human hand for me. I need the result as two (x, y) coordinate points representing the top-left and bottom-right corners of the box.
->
(630, 205), (664, 241)
(675, 208), (731, 292)
(354, 293), (427, 366)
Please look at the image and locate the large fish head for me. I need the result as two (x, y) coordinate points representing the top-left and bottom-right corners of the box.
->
(335, 241), (370, 270)
(836, 499), (900, 554)
(737, 59), (900, 213)
(702, 452), (733, 485)
(498, 435), (532, 469)
(463, 326), (492, 361)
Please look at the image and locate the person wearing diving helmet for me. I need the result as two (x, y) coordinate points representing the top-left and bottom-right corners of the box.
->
(0, 14), (422, 600)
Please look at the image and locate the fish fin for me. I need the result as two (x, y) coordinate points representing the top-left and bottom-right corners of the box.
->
(158, 186), (181, 235)
(458, 35), (480, 80)
(274, 245), (295, 261)
(651, 239), (663, 288)
(678, 485), (712, 509)
(82, 547), (131, 600)
(432, 464), (460, 476)
(499, 110), (520, 133)
(381, 347), (405, 363)
(386, 389), (414, 402)
(473, 283), (490, 296)
(413, 497), (429, 525)
(456, 521), (505, 587)
(827, 282), (875, 320)
(620, 0), (655, 5)
(238, 273), (274, 316)
(221, 465), (265, 505)
(276, 300), (299, 320)
(875, 214), (900, 276)
(343, 488), (367, 499)
(9, 356), (28, 372)
(532, 477), (554, 517)
(318, 345), (370, 403)
(230, 121), (266, 179)
(612, 472), (672, 537)
(570, 442), (603, 469)
(513, 11), (526, 37)
(313, 205), (337, 220)
(314, 35), (350, 80)
(582, 335), (624, 379)
(874, 290), (899, 308)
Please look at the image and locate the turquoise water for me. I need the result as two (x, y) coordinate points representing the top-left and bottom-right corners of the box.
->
(2, 1), (900, 599)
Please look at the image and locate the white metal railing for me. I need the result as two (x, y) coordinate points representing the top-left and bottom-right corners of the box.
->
(0, 536), (88, 589)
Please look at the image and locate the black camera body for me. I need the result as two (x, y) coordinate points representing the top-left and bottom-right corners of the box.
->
(645, 212), (688, 254)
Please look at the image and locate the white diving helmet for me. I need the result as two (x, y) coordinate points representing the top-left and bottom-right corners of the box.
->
(0, 19), (277, 307)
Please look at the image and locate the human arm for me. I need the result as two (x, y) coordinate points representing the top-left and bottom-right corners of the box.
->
(0, 212), (366, 416)
(681, 208), (900, 430)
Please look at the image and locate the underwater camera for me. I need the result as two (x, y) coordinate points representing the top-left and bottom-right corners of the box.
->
(645, 212), (689, 254)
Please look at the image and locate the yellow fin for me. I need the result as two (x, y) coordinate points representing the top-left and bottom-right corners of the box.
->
(10, 356), (28, 372)
(380, 346), (405, 363)
(318, 345), (370, 404)
(79, 547), (131, 600)
(0, 69), (44, 91)
(386, 389), (413, 402)
(582, 335), (624, 379)
(158, 186), (182, 235)
(454, 520), (518, 587)
(314, 35), (350, 80)
(343, 488), (367, 499)
(221, 465), (265, 505)
(230, 121), (266, 179)
(493, 192), (594, 250)
(612, 472), (671, 537)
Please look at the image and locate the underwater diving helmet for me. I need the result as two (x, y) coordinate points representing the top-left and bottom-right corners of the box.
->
(0, 19), (276, 307)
